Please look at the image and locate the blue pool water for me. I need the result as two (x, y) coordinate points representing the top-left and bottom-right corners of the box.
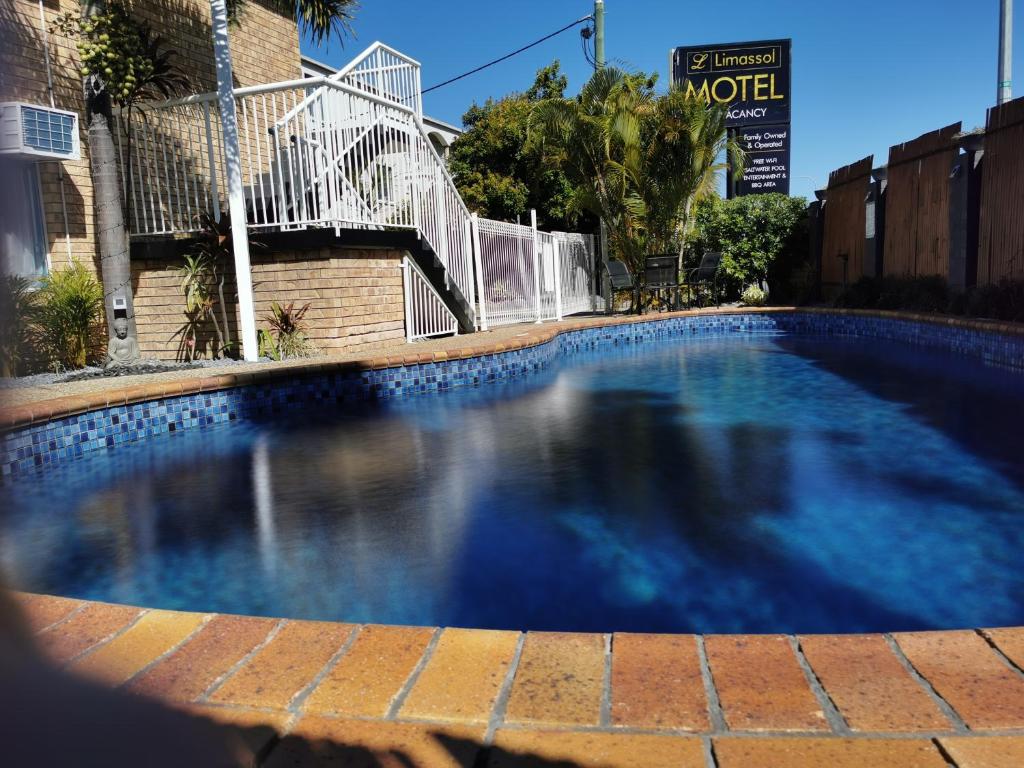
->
(2, 332), (1024, 634)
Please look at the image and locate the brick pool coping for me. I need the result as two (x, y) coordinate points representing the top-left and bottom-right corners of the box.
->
(14, 592), (1024, 767)
(3, 306), (1023, 433)
(7, 309), (1024, 764)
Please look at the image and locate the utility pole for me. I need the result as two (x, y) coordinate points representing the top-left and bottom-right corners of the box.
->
(999, 0), (1013, 104)
(595, 0), (605, 68)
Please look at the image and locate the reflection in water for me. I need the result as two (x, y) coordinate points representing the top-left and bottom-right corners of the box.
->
(2, 334), (1024, 633)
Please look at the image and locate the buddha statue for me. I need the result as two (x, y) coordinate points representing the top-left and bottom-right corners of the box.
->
(105, 318), (141, 369)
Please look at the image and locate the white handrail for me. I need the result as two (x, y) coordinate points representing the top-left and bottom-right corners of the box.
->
(129, 76), (416, 117)
(333, 41), (422, 79)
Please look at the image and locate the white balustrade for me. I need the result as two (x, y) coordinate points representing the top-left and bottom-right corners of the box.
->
(114, 43), (602, 342)
(403, 256), (458, 340)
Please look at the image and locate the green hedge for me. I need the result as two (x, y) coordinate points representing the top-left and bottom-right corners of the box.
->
(834, 275), (1024, 323)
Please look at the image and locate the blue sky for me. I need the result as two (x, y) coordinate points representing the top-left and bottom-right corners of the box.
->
(302, 0), (1020, 200)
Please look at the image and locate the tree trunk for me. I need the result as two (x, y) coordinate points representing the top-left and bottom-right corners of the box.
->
(207, 304), (224, 359)
(88, 106), (137, 340)
(82, 0), (135, 340)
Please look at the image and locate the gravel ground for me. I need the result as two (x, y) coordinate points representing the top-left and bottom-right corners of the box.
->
(0, 356), (260, 391)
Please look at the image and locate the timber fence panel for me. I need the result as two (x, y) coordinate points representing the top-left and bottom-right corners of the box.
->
(978, 96), (1024, 283)
(822, 156), (873, 293)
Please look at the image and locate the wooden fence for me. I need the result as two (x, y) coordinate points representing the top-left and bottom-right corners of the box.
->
(818, 94), (1024, 290)
(883, 122), (961, 278)
(978, 97), (1024, 283)
(821, 156), (873, 293)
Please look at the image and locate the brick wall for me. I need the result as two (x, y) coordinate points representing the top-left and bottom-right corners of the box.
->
(1, 0), (97, 271)
(131, 247), (407, 359)
(0, 0), (300, 274)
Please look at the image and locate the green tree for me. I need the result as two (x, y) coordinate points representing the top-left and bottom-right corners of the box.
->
(530, 67), (741, 309)
(687, 193), (809, 300)
(449, 62), (583, 231)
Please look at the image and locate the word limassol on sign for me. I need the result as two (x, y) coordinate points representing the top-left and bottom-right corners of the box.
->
(671, 39), (791, 128)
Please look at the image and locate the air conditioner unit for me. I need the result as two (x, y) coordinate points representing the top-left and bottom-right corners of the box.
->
(0, 102), (80, 161)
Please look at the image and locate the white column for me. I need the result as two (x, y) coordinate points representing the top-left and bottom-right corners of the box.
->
(471, 214), (489, 331)
(402, 256), (414, 342)
(209, 0), (259, 361)
(531, 209), (542, 322)
(552, 239), (564, 320)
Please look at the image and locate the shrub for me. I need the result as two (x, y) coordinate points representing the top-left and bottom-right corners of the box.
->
(34, 262), (105, 371)
(687, 194), (809, 300)
(0, 275), (39, 377)
(741, 284), (768, 307)
(780, 261), (819, 306)
(834, 275), (948, 312)
(176, 251), (225, 361)
(834, 275), (1024, 323)
(262, 301), (316, 360)
(965, 279), (1024, 323)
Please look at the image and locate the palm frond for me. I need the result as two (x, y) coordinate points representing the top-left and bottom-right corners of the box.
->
(267, 0), (359, 45)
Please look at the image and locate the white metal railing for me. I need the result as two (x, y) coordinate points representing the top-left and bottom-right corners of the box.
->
(112, 42), (602, 342)
(403, 255), (458, 340)
(552, 231), (597, 316)
(535, 229), (561, 322)
(333, 42), (423, 117)
(472, 215), (597, 328)
(116, 73), (476, 320)
(473, 216), (540, 327)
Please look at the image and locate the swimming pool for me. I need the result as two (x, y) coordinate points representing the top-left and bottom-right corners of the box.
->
(2, 314), (1023, 634)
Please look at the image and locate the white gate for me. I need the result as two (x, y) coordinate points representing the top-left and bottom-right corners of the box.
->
(472, 213), (597, 329)
(552, 232), (597, 316)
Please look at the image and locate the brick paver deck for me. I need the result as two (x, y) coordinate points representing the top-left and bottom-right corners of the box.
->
(14, 593), (1024, 767)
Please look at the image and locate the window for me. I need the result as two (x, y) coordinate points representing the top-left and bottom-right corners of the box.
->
(0, 159), (48, 278)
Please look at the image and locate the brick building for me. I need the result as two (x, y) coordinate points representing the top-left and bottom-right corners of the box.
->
(0, 1), (461, 359)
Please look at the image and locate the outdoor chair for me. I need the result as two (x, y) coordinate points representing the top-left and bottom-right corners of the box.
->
(605, 259), (636, 313)
(606, 259), (634, 291)
(644, 255), (681, 311)
(681, 251), (723, 308)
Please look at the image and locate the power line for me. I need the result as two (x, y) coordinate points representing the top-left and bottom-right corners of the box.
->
(581, 25), (598, 69)
(421, 15), (594, 95)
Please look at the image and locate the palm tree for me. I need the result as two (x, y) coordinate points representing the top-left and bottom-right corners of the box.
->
(72, 1), (189, 341)
(78, 0), (356, 357)
(530, 69), (742, 310)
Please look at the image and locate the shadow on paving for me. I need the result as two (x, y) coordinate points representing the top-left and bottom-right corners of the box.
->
(0, 590), (582, 768)
(259, 731), (582, 767)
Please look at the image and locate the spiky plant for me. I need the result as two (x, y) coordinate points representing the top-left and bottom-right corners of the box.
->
(0, 276), (39, 377)
(263, 301), (316, 359)
(34, 262), (105, 371)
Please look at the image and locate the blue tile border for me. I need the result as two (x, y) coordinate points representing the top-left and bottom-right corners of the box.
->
(3, 311), (1023, 483)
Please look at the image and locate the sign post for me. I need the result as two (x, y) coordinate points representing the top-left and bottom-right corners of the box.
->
(671, 39), (792, 197)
